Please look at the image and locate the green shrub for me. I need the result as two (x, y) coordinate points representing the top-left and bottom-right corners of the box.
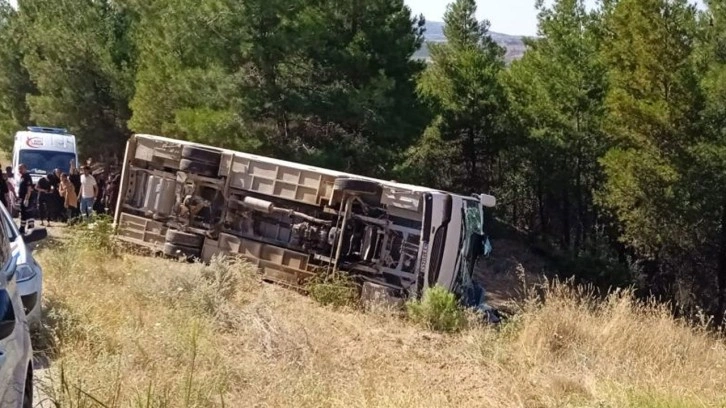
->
(406, 285), (466, 333)
(307, 270), (360, 309)
(135, 255), (258, 321)
(69, 213), (118, 255)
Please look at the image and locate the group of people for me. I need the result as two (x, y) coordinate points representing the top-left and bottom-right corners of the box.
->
(0, 159), (121, 233)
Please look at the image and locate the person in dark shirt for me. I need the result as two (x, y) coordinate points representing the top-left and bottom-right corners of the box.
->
(47, 168), (62, 221)
(17, 164), (35, 234)
(48, 169), (61, 188)
(93, 172), (107, 214)
(67, 160), (82, 219)
(69, 159), (81, 196)
(0, 170), (8, 209)
(35, 175), (52, 226)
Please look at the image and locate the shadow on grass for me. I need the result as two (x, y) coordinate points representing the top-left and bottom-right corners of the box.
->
(29, 232), (68, 255)
(30, 294), (81, 365)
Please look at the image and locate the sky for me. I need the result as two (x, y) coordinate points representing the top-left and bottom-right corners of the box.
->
(404, 0), (705, 37)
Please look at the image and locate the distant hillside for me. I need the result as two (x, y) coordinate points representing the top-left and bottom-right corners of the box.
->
(415, 21), (528, 63)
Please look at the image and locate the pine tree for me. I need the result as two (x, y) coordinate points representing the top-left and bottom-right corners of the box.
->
(683, 0), (726, 323)
(504, 0), (609, 255)
(596, 0), (703, 306)
(0, 0), (34, 149)
(130, 0), (427, 175)
(18, 0), (137, 156)
(404, 0), (508, 193)
(128, 0), (252, 150)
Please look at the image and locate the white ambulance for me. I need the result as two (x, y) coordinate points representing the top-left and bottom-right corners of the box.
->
(11, 126), (79, 184)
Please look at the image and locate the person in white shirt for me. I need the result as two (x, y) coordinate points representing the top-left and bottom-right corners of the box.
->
(79, 165), (98, 219)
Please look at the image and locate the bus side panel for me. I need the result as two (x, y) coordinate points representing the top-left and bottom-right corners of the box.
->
(133, 137), (182, 169)
(203, 233), (316, 288)
(221, 152), (336, 207)
(116, 212), (168, 251)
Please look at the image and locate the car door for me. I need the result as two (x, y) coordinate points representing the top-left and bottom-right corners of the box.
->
(0, 203), (22, 255)
(0, 212), (31, 407)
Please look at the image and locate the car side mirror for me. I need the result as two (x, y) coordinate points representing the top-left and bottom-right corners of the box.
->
(24, 228), (48, 244)
(478, 194), (496, 208)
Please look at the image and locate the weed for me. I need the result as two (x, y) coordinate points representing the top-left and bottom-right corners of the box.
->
(406, 285), (467, 333)
(68, 213), (118, 255)
(306, 270), (360, 309)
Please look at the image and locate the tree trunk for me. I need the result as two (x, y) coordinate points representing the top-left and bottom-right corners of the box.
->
(497, 155), (503, 194)
(575, 154), (584, 254)
(467, 127), (477, 193)
(537, 177), (548, 235)
(562, 187), (571, 250)
(574, 112), (583, 254)
(716, 200), (726, 327)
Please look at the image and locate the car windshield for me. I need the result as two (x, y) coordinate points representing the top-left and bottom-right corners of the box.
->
(19, 150), (75, 175)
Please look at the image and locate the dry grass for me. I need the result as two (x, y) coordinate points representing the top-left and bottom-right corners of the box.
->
(31, 227), (726, 408)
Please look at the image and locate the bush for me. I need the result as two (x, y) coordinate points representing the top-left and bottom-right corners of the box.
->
(307, 270), (360, 309)
(135, 255), (258, 320)
(406, 285), (466, 333)
(69, 213), (118, 255)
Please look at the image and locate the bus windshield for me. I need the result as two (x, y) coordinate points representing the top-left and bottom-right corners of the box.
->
(456, 199), (489, 290)
(18, 150), (75, 175)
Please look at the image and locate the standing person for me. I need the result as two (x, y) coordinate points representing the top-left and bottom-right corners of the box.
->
(5, 168), (16, 213)
(17, 164), (34, 234)
(69, 160), (81, 196)
(0, 169), (8, 210)
(103, 173), (121, 217)
(92, 171), (106, 215)
(35, 175), (52, 226)
(58, 173), (78, 225)
(47, 168), (62, 221)
(79, 165), (97, 220)
(68, 160), (81, 218)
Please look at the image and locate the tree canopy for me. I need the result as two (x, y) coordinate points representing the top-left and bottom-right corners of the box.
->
(1, 0), (726, 324)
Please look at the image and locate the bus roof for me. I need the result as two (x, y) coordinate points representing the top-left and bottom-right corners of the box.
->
(26, 126), (69, 135)
(15, 130), (77, 154)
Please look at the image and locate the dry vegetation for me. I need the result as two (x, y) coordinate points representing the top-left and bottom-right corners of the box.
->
(29, 222), (726, 408)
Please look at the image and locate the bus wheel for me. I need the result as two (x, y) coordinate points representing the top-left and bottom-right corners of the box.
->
(163, 242), (202, 259)
(165, 229), (204, 248)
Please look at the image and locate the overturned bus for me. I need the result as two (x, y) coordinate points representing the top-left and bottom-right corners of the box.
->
(113, 134), (496, 301)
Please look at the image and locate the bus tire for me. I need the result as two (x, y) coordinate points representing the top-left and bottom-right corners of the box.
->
(181, 146), (222, 166)
(179, 159), (218, 177)
(163, 242), (202, 259)
(165, 229), (204, 248)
